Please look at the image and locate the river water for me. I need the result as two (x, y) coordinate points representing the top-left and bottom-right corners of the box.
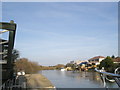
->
(39, 70), (119, 88)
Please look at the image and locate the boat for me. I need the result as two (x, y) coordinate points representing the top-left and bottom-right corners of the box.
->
(60, 68), (66, 71)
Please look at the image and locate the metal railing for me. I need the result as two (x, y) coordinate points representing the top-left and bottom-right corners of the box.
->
(95, 68), (120, 88)
(1, 76), (27, 90)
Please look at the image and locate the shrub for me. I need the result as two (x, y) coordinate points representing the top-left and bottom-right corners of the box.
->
(99, 56), (115, 72)
(14, 58), (40, 74)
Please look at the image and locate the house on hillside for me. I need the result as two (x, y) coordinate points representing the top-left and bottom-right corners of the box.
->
(88, 56), (105, 65)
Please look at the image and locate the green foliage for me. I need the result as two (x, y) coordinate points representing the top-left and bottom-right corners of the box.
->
(114, 63), (120, 69)
(99, 56), (114, 72)
(111, 55), (115, 59)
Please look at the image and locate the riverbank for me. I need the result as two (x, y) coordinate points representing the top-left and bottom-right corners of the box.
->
(25, 74), (55, 89)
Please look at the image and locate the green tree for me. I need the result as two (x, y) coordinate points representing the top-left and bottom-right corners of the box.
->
(100, 56), (114, 72)
(111, 55), (115, 59)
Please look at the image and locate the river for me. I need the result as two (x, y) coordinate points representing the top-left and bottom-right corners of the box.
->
(39, 70), (119, 88)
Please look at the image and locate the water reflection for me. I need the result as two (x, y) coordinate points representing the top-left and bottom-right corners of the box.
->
(39, 70), (118, 88)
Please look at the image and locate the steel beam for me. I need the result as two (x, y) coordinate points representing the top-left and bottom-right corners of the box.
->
(0, 22), (16, 30)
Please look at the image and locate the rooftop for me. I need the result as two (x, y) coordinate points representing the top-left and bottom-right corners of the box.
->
(88, 56), (105, 61)
(113, 57), (120, 62)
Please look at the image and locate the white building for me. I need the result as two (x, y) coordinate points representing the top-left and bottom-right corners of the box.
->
(88, 56), (105, 65)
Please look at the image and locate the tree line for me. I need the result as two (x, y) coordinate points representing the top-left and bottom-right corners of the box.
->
(12, 49), (120, 73)
(12, 49), (65, 74)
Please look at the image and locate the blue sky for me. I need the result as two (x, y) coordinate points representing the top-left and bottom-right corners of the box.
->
(2, 2), (118, 66)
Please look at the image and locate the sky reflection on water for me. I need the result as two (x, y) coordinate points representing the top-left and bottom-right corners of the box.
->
(39, 70), (118, 88)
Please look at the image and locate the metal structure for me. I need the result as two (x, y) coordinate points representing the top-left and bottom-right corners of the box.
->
(1, 76), (27, 89)
(95, 68), (120, 88)
(0, 20), (17, 84)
